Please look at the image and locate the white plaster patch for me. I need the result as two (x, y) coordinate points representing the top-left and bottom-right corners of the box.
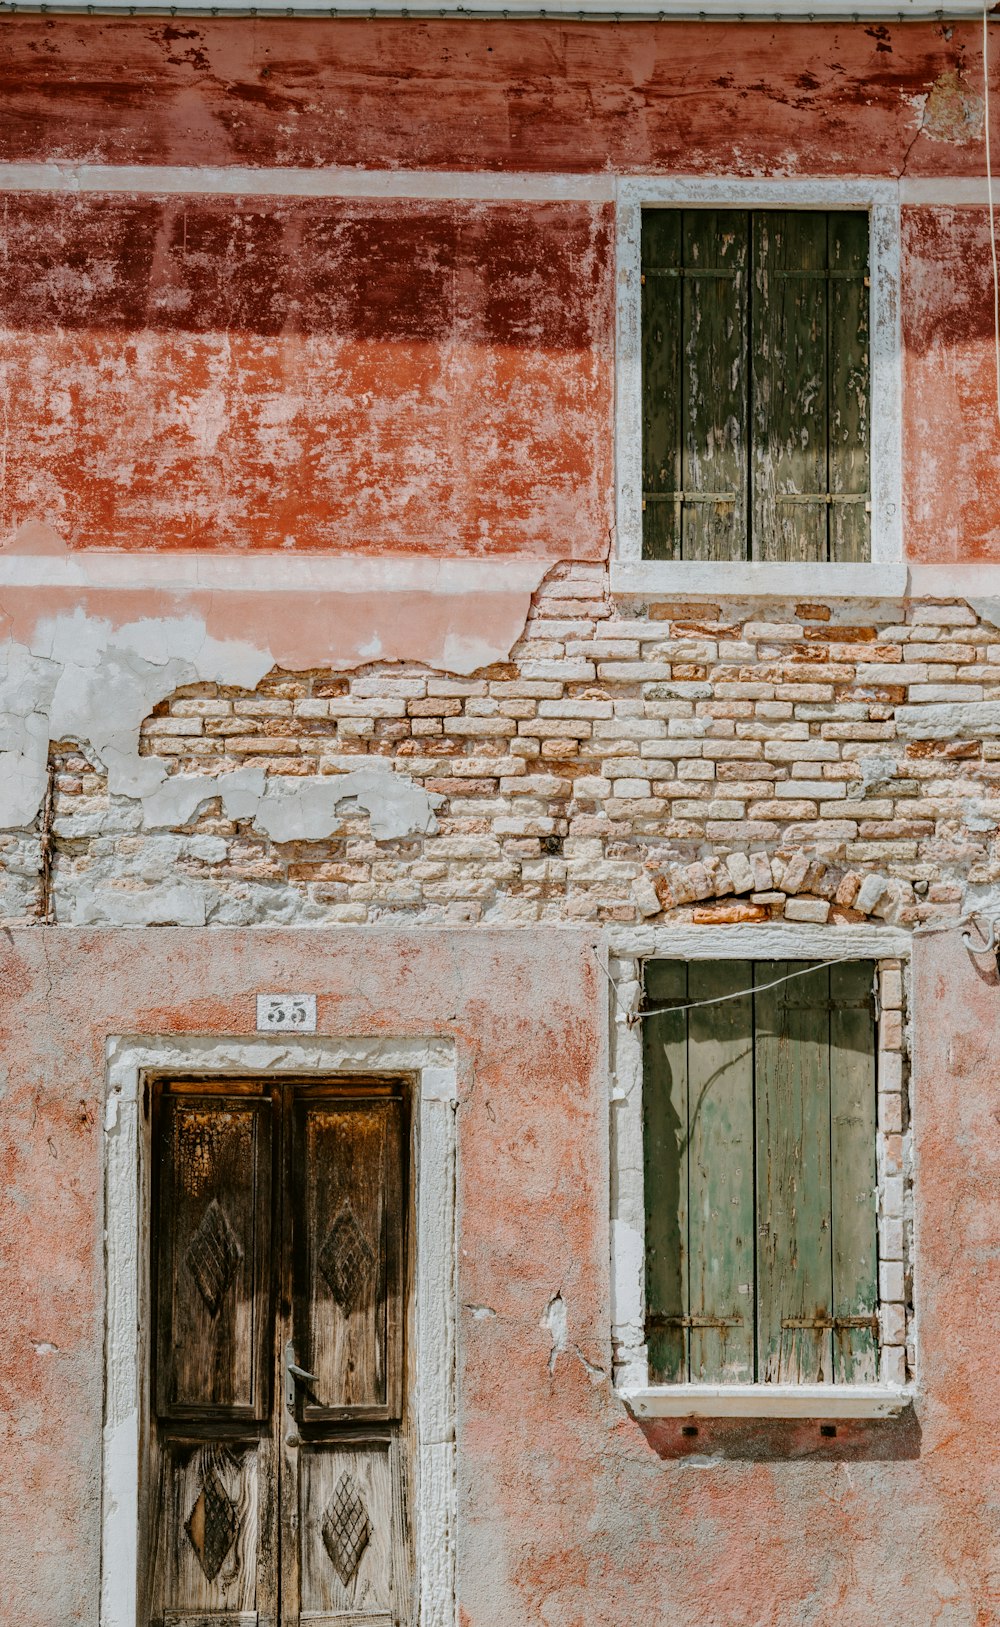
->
(0, 551), (544, 833)
(253, 768), (442, 843)
(144, 761), (442, 848)
(542, 1291), (568, 1375)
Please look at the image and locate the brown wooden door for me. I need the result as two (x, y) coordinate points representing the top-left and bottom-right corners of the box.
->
(146, 1079), (410, 1627)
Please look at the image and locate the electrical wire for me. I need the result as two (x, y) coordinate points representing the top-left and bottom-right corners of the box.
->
(985, 0), (1000, 428)
(595, 912), (987, 1024)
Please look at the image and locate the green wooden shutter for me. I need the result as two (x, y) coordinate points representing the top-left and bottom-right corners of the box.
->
(752, 211), (870, 562)
(641, 210), (749, 561)
(643, 959), (878, 1385)
(643, 959), (689, 1383)
(641, 209), (870, 563)
(755, 961), (837, 1384)
(643, 960), (755, 1385)
(830, 960), (879, 1383)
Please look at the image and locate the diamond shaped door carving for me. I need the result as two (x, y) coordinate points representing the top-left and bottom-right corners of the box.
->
(318, 1202), (376, 1312)
(185, 1199), (244, 1316)
(321, 1471), (372, 1585)
(186, 1466), (240, 1583)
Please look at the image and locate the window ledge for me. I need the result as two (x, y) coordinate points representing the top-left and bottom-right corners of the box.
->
(610, 560), (908, 601)
(618, 1383), (912, 1420)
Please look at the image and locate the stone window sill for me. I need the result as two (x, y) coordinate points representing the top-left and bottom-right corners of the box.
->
(618, 1383), (912, 1420)
(610, 560), (908, 601)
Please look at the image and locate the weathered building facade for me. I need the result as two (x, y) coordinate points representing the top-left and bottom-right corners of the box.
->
(4, 3), (1000, 1622)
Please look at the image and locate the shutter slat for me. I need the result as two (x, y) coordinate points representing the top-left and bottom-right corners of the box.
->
(752, 212), (830, 563)
(687, 960), (755, 1383)
(830, 960), (880, 1382)
(828, 211), (872, 563)
(642, 207), (870, 564)
(642, 960), (689, 1383)
(754, 962), (835, 1384)
(681, 210), (749, 562)
(641, 212), (683, 560)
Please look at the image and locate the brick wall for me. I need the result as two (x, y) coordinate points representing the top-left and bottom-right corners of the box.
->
(6, 565), (998, 929)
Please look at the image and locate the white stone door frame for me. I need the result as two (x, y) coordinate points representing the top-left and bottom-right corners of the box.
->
(100, 1033), (459, 1627)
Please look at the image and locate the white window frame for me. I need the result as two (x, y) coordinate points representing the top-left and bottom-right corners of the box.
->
(606, 923), (913, 1419)
(612, 178), (906, 601)
(100, 1032), (458, 1627)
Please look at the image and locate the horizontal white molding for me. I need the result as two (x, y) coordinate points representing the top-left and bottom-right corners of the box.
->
(610, 560), (910, 599)
(0, 552), (548, 595)
(604, 922), (912, 958)
(8, 553), (996, 605)
(0, 0), (987, 16)
(622, 176), (900, 208)
(619, 1384), (912, 1419)
(901, 178), (999, 206)
(0, 162), (614, 203)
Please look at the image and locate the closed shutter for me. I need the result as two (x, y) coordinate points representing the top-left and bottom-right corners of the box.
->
(641, 210), (870, 563)
(642, 959), (878, 1385)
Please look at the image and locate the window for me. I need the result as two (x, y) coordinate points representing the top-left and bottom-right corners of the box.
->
(642, 958), (880, 1387)
(640, 209), (870, 564)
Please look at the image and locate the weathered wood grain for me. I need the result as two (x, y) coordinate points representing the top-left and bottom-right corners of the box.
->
(642, 959), (689, 1382)
(687, 961), (755, 1383)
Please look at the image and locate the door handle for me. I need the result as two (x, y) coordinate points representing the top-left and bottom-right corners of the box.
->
(285, 1339), (318, 1412)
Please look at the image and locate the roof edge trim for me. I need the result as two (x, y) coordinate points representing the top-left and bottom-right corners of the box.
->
(0, 0), (995, 18)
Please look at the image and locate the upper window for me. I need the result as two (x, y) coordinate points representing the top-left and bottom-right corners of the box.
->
(640, 209), (870, 564)
(642, 958), (879, 1387)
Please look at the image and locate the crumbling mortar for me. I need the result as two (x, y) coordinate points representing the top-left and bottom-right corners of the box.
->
(7, 585), (1000, 929)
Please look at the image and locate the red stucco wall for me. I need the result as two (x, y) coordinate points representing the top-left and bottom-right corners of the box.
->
(2, 17), (1000, 561)
(0, 17), (990, 177)
(2, 927), (999, 1625)
(902, 203), (1000, 563)
(0, 194), (613, 555)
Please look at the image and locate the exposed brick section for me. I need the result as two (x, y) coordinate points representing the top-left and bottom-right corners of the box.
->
(12, 567), (1000, 927)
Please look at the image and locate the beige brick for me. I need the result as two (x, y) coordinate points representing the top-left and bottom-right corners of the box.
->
(783, 897), (831, 923)
(142, 718), (203, 736)
(880, 967), (904, 1010)
(879, 1261), (905, 1303)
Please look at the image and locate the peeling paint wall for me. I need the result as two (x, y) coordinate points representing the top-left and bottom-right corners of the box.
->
(4, 14), (1000, 1627)
(0, 17), (997, 178)
(4, 929), (1000, 1626)
(0, 195), (613, 556)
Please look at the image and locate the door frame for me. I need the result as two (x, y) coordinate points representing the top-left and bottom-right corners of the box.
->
(100, 1033), (459, 1627)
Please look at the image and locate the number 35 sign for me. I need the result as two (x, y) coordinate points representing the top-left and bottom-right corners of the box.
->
(256, 994), (318, 1033)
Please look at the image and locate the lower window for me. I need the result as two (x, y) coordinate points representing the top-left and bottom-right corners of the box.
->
(643, 959), (880, 1387)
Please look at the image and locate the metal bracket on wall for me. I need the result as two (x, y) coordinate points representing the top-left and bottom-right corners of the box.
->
(961, 916), (1000, 974)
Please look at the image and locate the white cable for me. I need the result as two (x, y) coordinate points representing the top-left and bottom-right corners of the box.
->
(633, 952), (874, 1019)
(985, 1), (1000, 427)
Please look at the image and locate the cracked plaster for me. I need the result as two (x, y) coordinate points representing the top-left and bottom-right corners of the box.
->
(0, 534), (538, 837)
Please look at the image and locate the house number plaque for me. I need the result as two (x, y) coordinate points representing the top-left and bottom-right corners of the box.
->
(256, 994), (317, 1032)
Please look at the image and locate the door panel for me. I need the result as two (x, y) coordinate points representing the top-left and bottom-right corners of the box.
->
(156, 1092), (273, 1421)
(292, 1098), (404, 1422)
(150, 1439), (269, 1625)
(297, 1443), (397, 1620)
(148, 1080), (410, 1627)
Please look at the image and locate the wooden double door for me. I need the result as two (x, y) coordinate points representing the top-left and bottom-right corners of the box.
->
(145, 1078), (411, 1627)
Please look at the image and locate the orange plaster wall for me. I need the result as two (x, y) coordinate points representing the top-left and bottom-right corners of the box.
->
(902, 203), (1000, 564)
(3, 927), (1000, 1625)
(0, 194), (613, 557)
